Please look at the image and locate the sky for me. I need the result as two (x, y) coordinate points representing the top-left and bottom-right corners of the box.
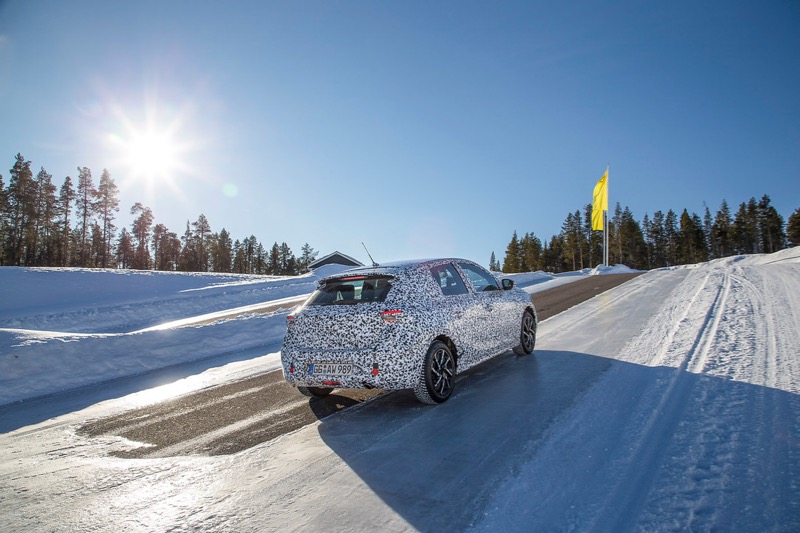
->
(1, 1), (798, 266)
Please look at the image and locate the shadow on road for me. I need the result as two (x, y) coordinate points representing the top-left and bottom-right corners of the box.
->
(314, 348), (800, 531)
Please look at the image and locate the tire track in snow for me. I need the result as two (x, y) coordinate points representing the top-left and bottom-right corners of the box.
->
(590, 268), (732, 532)
(636, 262), (800, 531)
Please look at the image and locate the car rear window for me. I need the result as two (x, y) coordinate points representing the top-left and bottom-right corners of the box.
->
(307, 275), (393, 305)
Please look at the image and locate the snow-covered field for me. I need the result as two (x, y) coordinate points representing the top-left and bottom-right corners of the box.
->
(1, 251), (798, 531)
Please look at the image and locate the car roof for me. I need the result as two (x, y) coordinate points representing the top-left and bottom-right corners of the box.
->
(321, 258), (474, 279)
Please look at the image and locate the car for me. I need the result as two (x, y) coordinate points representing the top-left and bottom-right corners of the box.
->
(280, 258), (537, 404)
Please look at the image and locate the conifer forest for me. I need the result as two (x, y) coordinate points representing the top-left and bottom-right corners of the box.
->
(0, 153), (318, 274)
(493, 197), (800, 273)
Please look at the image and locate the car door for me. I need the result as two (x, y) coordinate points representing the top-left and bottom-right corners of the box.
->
(427, 262), (485, 368)
(455, 261), (517, 358)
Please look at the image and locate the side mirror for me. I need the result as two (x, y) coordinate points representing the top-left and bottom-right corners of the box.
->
(502, 279), (514, 290)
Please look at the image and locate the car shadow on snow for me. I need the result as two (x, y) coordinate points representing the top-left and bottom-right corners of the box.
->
(311, 349), (609, 530)
(312, 349), (800, 532)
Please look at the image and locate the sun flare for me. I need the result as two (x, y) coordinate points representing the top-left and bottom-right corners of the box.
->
(124, 127), (180, 182)
(104, 98), (199, 195)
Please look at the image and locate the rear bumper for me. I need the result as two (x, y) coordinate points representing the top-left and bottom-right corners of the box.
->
(281, 346), (421, 390)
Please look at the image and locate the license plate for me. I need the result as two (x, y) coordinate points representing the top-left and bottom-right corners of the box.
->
(307, 362), (353, 376)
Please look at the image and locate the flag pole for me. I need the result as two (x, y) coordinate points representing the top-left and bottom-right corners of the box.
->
(604, 164), (609, 267)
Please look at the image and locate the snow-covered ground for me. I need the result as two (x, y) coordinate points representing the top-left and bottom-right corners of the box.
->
(1, 251), (798, 531)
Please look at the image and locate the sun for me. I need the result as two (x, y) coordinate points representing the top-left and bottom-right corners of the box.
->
(124, 127), (181, 182)
(104, 98), (198, 194)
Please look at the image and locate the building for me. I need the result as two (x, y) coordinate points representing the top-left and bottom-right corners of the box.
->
(308, 251), (364, 270)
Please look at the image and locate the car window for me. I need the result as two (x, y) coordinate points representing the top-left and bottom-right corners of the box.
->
(429, 264), (468, 296)
(307, 275), (392, 305)
(457, 262), (499, 292)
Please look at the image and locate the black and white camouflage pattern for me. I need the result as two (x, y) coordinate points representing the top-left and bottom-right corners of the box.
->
(281, 258), (536, 392)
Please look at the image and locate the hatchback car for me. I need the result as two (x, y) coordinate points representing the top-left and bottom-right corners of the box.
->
(280, 258), (537, 404)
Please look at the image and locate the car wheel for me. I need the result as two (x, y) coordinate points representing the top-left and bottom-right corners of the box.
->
(513, 309), (536, 356)
(414, 341), (456, 404)
(297, 386), (333, 398)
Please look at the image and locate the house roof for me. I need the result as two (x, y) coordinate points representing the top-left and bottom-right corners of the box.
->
(308, 251), (364, 269)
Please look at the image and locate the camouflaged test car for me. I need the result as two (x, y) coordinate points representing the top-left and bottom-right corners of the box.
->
(280, 258), (537, 404)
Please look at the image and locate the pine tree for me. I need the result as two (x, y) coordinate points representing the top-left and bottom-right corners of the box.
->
(521, 233), (543, 271)
(89, 222), (103, 267)
(502, 231), (520, 273)
(268, 242), (280, 275)
(164, 231), (182, 271)
(678, 210), (709, 264)
(212, 228), (233, 273)
(94, 169), (119, 268)
(298, 243), (318, 273)
(711, 200), (733, 259)
(75, 167), (97, 266)
(584, 204), (601, 268)
(191, 214), (211, 272)
(152, 223), (169, 270)
(5, 153), (36, 265)
(543, 235), (566, 272)
(732, 200), (758, 254)
(116, 228), (134, 269)
(254, 241), (267, 274)
(278, 242), (296, 275)
(664, 209), (679, 266)
(787, 208), (800, 247)
(757, 195), (786, 253)
(130, 203), (154, 269)
(702, 204), (713, 258)
(561, 211), (585, 271)
(33, 167), (58, 266)
(56, 176), (75, 266)
(232, 239), (245, 273)
(617, 206), (647, 269)
(610, 202), (623, 264)
(489, 251), (499, 272)
(179, 221), (195, 271)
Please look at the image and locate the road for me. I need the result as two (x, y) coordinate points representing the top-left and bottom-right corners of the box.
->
(80, 273), (641, 458)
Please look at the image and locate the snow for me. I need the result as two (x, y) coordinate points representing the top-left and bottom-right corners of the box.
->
(1, 250), (799, 531)
(0, 264), (349, 406)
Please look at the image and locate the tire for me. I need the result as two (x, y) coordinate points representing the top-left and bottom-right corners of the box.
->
(414, 341), (456, 404)
(513, 309), (536, 356)
(297, 386), (333, 398)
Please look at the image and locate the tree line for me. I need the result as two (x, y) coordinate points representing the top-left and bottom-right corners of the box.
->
(0, 153), (318, 274)
(494, 195), (800, 273)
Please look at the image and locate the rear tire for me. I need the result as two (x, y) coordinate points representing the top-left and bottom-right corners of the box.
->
(513, 309), (536, 356)
(297, 386), (333, 398)
(414, 341), (456, 404)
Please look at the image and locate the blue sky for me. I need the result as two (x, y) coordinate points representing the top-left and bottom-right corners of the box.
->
(1, 1), (798, 266)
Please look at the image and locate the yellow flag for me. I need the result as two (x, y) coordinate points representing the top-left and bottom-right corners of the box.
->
(592, 169), (608, 231)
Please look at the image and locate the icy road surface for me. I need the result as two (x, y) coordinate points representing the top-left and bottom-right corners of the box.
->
(1, 250), (799, 532)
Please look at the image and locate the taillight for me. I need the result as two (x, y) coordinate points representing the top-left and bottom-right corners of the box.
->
(381, 309), (403, 323)
(287, 315), (296, 327)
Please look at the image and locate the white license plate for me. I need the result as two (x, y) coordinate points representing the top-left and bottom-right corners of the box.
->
(308, 362), (353, 376)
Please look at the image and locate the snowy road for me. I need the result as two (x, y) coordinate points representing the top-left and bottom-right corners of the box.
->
(1, 250), (799, 531)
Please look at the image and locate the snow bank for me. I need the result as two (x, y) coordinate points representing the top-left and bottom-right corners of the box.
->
(589, 264), (642, 275)
(0, 267), (327, 405)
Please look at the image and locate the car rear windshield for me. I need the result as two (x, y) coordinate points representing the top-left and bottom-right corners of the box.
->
(306, 275), (393, 305)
